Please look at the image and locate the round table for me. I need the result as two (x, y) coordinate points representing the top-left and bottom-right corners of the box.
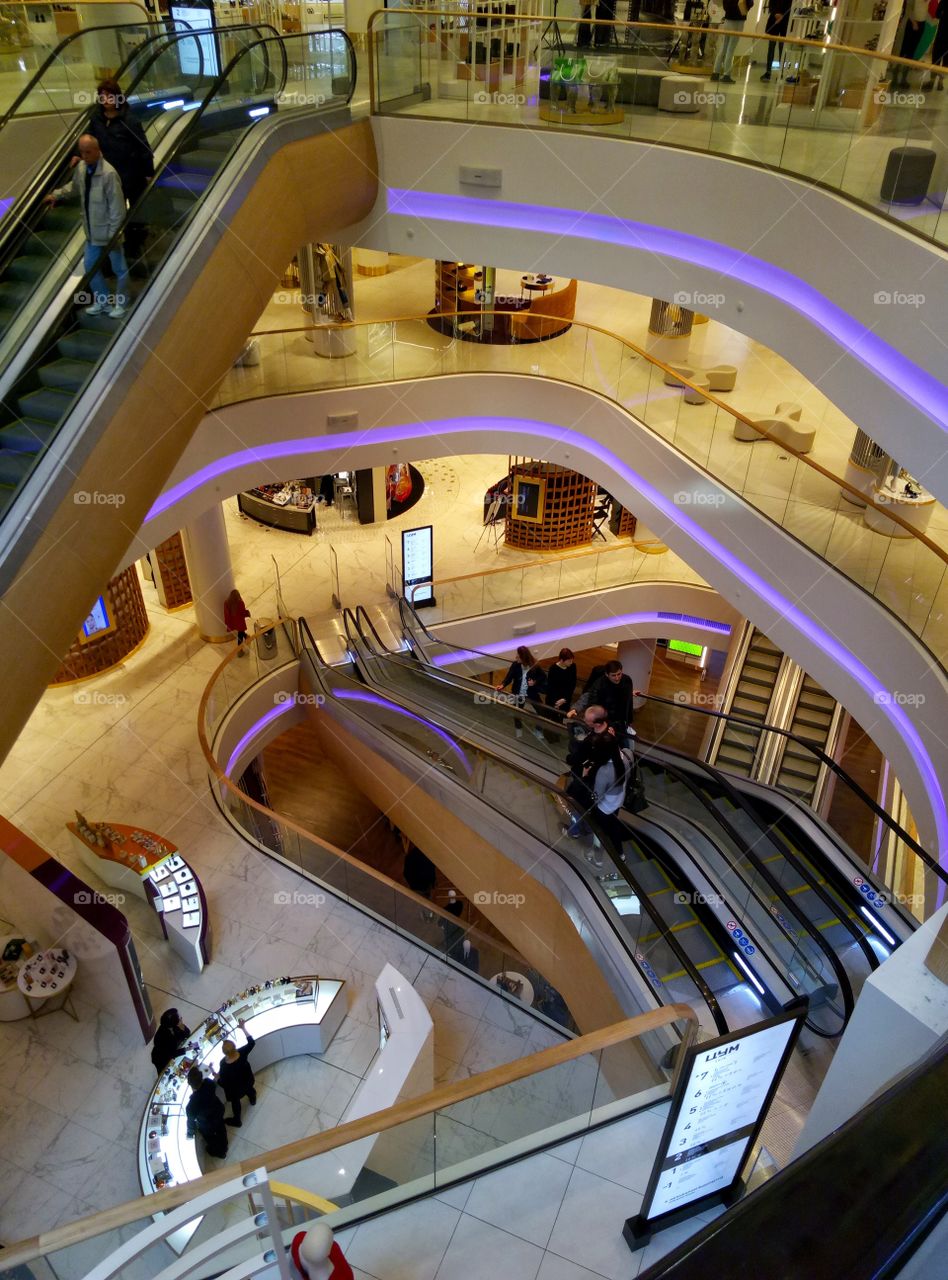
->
(490, 971), (535, 1006)
(521, 275), (554, 298)
(17, 948), (78, 1021)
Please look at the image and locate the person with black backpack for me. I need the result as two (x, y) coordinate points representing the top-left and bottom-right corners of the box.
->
(563, 733), (632, 855)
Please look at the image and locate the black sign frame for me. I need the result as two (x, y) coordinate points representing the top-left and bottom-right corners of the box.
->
(624, 1002), (807, 1250)
(402, 524), (436, 608)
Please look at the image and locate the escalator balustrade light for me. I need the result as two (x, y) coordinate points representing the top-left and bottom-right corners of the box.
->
(860, 906), (896, 947)
(248, 106), (271, 118)
(733, 951), (766, 995)
(161, 99), (186, 110)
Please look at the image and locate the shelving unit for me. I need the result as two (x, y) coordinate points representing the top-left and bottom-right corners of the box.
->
(505, 458), (598, 550)
(153, 533), (193, 611)
(435, 259), (478, 313)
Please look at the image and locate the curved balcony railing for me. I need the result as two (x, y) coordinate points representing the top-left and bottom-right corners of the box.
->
(209, 312), (948, 667)
(367, 9), (948, 249)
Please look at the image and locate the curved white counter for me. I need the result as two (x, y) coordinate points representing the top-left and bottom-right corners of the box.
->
(139, 975), (345, 1250)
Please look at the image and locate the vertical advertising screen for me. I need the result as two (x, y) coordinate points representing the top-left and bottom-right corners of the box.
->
(402, 525), (434, 606)
(625, 1007), (805, 1249)
(170, 2), (220, 78)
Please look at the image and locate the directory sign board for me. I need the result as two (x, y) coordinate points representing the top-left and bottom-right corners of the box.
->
(402, 524), (434, 606)
(625, 1006), (806, 1249)
(170, 1), (220, 78)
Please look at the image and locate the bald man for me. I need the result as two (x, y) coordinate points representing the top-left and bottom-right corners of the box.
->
(45, 133), (128, 318)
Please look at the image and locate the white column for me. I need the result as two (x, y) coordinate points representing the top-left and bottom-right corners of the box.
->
(182, 504), (235, 643)
(617, 638), (656, 710)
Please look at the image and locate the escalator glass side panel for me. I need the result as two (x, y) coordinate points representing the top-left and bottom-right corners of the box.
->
(0, 28), (355, 527)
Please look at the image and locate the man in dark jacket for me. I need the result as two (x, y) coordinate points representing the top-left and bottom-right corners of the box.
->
(217, 1021), (257, 1126)
(186, 1067), (228, 1158)
(568, 661), (634, 738)
(80, 79), (154, 260)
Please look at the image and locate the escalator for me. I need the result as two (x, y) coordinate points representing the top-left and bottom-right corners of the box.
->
(774, 673), (839, 801)
(391, 601), (931, 1005)
(305, 616), (765, 1039)
(0, 19), (279, 424)
(710, 626), (784, 775)
(337, 607), (838, 1035)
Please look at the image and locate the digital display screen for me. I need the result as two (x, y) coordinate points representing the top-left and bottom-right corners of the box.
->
(81, 596), (111, 640)
(668, 640), (704, 658)
(170, 4), (220, 78)
(402, 525), (434, 605)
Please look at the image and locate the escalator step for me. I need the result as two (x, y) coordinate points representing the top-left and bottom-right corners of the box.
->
(6, 255), (51, 284)
(17, 387), (72, 425)
(78, 311), (123, 335)
(0, 281), (31, 309)
(59, 329), (111, 361)
(27, 229), (72, 257)
(0, 484), (14, 516)
(0, 450), (38, 485)
(38, 359), (94, 393)
(38, 208), (76, 232)
(172, 148), (227, 173)
(0, 308), (16, 333)
(0, 419), (58, 453)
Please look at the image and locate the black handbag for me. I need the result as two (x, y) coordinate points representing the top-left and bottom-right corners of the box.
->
(625, 766), (648, 814)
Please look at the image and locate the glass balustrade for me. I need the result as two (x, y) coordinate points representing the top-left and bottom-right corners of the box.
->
(211, 317), (948, 666)
(368, 11), (948, 249)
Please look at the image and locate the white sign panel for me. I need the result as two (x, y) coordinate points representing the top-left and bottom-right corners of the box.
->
(171, 6), (220, 78)
(646, 1017), (798, 1219)
(402, 525), (434, 605)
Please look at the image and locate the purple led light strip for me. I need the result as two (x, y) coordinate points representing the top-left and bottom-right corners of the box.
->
(334, 687), (473, 775)
(386, 189), (948, 432)
(225, 700), (293, 776)
(430, 613), (731, 667)
(150, 414), (946, 860)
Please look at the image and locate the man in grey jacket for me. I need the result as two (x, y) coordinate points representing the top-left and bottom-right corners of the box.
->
(44, 134), (128, 318)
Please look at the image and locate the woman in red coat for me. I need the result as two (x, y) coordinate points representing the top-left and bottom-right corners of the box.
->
(223, 588), (250, 655)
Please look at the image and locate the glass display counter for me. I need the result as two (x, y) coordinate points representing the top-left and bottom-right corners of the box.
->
(138, 975), (346, 1200)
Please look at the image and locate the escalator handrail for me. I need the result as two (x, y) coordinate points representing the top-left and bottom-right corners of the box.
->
(0, 20), (169, 130)
(0, 21), (281, 275)
(0, 26), (354, 530)
(637, 748), (855, 1032)
(318, 616), (730, 1037)
(399, 599), (939, 880)
(636, 690), (941, 881)
(640, 739), (880, 972)
(354, 614), (814, 1009)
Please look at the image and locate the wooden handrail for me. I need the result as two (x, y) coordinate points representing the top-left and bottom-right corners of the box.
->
(197, 631), (538, 959)
(268, 1182), (339, 1215)
(237, 313), (948, 561)
(1, 1005), (694, 1265)
(365, 9), (948, 77)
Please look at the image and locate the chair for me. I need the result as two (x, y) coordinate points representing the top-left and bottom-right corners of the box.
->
(683, 375), (711, 405)
(592, 499), (611, 541)
(734, 409), (816, 452)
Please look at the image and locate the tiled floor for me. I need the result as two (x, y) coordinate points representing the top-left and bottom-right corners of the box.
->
(325, 1105), (729, 1280)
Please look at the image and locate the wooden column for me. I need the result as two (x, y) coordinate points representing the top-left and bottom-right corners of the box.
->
(504, 458), (597, 551)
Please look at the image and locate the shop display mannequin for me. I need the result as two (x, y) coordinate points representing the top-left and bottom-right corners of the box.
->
(290, 1224), (354, 1280)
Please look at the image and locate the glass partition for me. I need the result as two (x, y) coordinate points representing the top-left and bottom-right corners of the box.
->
(212, 317), (948, 668)
(368, 11), (948, 249)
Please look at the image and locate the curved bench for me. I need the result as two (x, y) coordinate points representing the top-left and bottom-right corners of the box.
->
(510, 278), (577, 342)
